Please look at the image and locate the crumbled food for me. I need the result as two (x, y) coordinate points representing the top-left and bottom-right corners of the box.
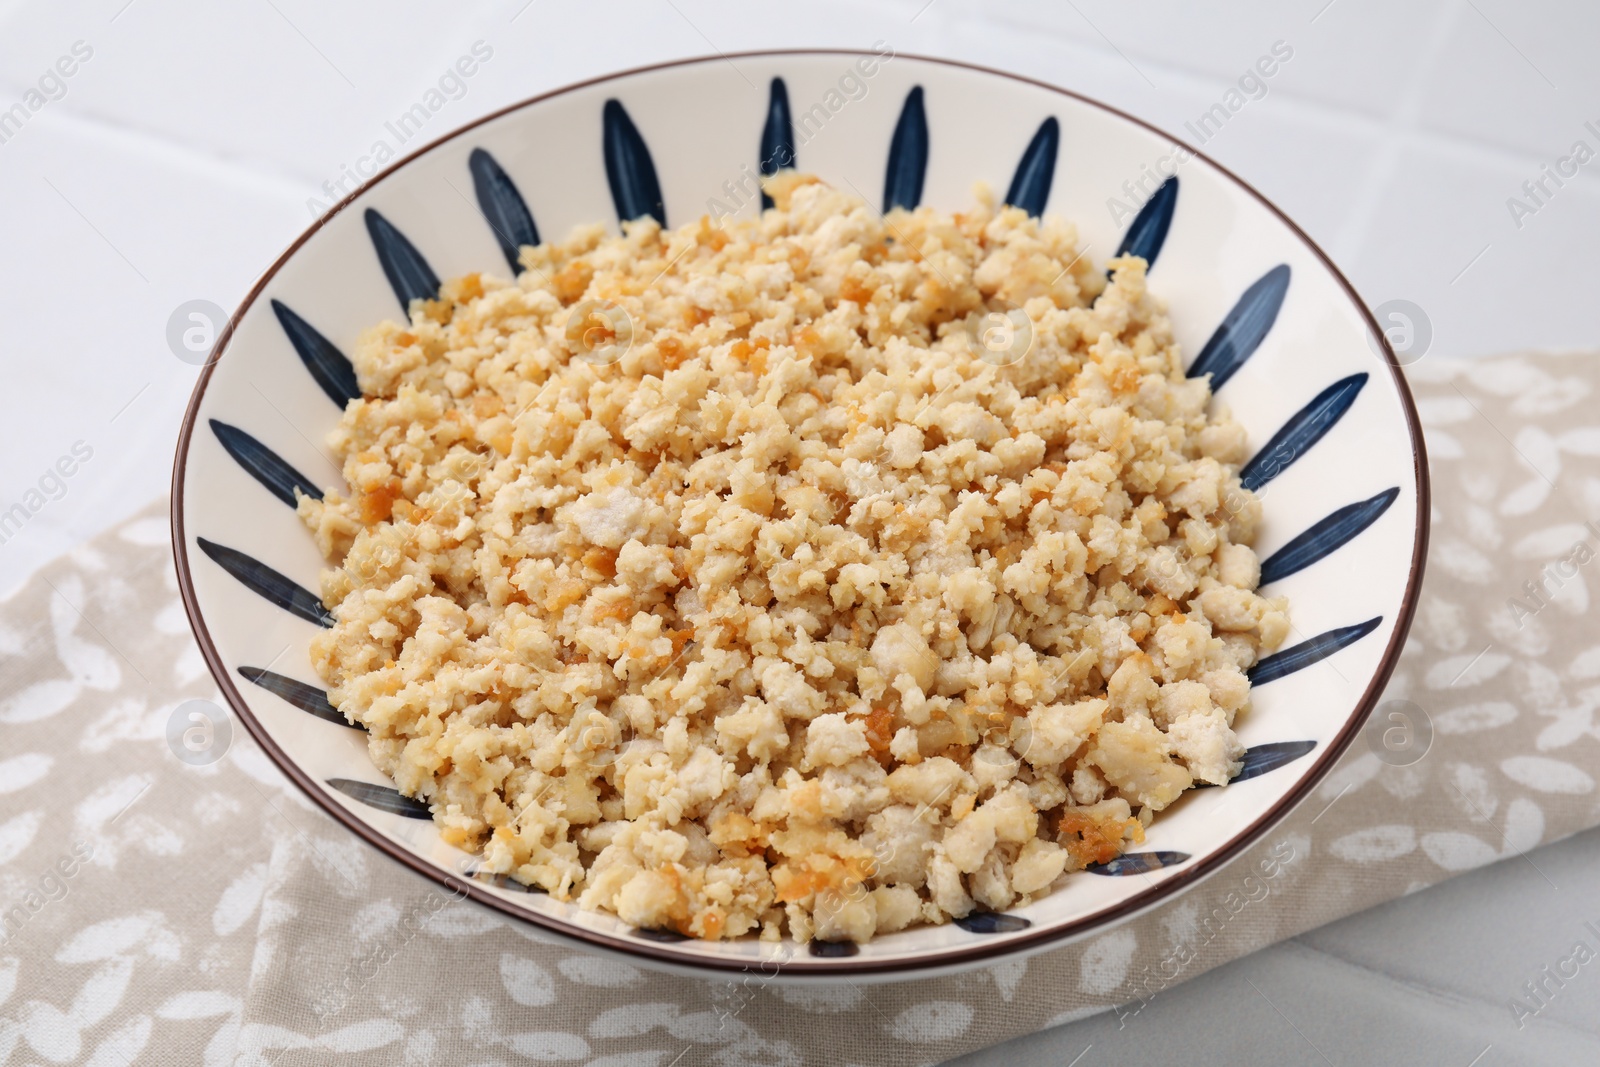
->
(299, 173), (1289, 943)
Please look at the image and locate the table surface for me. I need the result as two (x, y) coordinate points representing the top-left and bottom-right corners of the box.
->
(3, 1), (1597, 1062)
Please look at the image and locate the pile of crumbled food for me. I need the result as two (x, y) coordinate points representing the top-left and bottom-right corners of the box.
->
(298, 172), (1288, 944)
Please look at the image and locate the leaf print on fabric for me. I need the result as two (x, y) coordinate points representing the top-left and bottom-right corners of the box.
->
(556, 956), (646, 989)
(1329, 825), (1417, 863)
(1430, 541), (1497, 584)
(1568, 645), (1600, 679)
(1418, 598), (1470, 651)
(505, 1031), (591, 1060)
(990, 957), (1029, 1001)
(74, 775), (153, 840)
(1077, 927), (1138, 994)
(70, 958), (135, 1030)
(1501, 797), (1547, 855)
(83, 1013), (152, 1067)
(48, 574), (122, 692)
(55, 913), (163, 964)
(1447, 764), (1500, 821)
(1415, 395), (1475, 426)
(1511, 522), (1596, 557)
(0, 810), (43, 866)
(1500, 756), (1595, 794)
(1434, 702), (1518, 734)
(499, 954), (557, 1007)
(0, 753), (53, 794)
(0, 679), (79, 724)
(243, 1018), (405, 1055)
(212, 863), (269, 937)
(585, 1053), (678, 1067)
(888, 1001), (974, 1042)
(1536, 709), (1596, 752)
(1426, 429), (1464, 459)
(1424, 651), (1510, 689)
(1558, 427), (1600, 454)
(1419, 832), (1499, 870)
(154, 992), (241, 1019)
(21, 1001), (80, 1061)
(670, 1009), (751, 1043)
(0, 957), (18, 1007)
(773, 984), (864, 1013)
(589, 1003), (680, 1040)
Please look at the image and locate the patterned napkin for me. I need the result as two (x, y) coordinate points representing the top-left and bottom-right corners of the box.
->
(1, 351), (1596, 1067)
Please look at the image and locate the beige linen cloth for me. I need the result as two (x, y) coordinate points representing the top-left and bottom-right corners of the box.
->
(2, 351), (1597, 1066)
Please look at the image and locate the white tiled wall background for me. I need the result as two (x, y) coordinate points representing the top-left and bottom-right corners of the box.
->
(2, 2), (1597, 1060)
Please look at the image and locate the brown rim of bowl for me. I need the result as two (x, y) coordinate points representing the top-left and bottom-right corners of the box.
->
(170, 48), (1431, 978)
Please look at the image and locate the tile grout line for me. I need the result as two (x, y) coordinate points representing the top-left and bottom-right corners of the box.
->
(1324, 0), (1466, 266)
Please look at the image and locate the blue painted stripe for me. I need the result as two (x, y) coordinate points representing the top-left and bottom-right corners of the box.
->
(953, 911), (1032, 933)
(1249, 617), (1383, 686)
(209, 420), (321, 509)
(463, 868), (546, 893)
(883, 86), (929, 212)
(327, 778), (431, 819)
(1115, 176), (1178, 268)
(809, 939), (859, 957)
(270, 300), (359, 406)
(468, 148), (539, 273)
(1193, 740), (1318, 788)
(364, 209), (441, 311)
(1004, 117), (1059, 217)
(1233, 740), (1317, 783)
(1240, 373), (1368, 491)
(237, 666), (356, 730)
(195, 537), (334, 628)
(759, 77), (795, 211)
(1187, 264), (1291, 391)
(602, 99), (666, 226)
(1259, 488), (1399, 586)
(1089, 851), (1191, 876)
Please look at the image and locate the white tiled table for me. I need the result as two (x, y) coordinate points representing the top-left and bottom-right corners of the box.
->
(4, 2), (1596, 1062)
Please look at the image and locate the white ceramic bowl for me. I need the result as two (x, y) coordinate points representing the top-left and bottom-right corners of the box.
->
(172, 51), (1428, 981)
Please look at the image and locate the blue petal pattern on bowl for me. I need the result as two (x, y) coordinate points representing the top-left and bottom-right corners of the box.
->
(760, 77), (795, 211)
(1192, 739), (1318, 789)
(196, 537), (333, 628)
(1249, 617), (1383, 685)
(954, 911), (1032, 934)
(1116, 176), (1178, 268)
(237, 666), (356, 729)
(1260, 489), (1400, 587)
(1090, 851), (1192, 876)
(210, 420), (320, 508)
(464, 868), (547, 893)
(1005, 117), (1059, 217)
(469, 147), (540, 273)
(603, 99), (666, 226)
(1240, 373), (1367, 491)
(364, 209), (441, 309)
(883, 86), (928, 211)
(1231, 740), (1319, 782)
(270, 299), (359, 406)
(327, 777), (432, 819)
(809, 939), (860, 958)
(1187, 263), (1291, 391)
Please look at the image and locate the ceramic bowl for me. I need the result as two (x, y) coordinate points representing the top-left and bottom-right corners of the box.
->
(172, 50), (1428, 980)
